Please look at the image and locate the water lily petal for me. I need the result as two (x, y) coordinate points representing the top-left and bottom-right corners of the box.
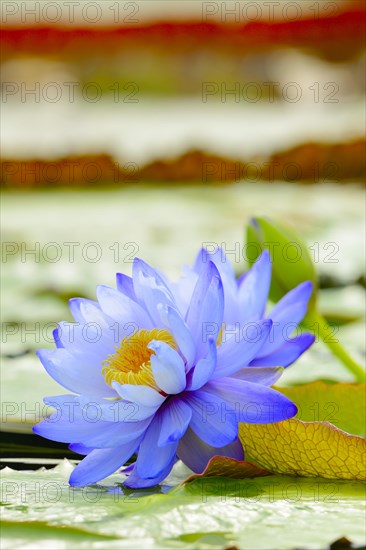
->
(98, 398), (157, 422)
(135, 414), (178, 479)
(186, 336), (217, 391)
(116, 273), (137, 301)
(183, 391), (238, 447)
(230, 366), (284, 386)
(69, 298), (112, 327)
(164, 305), (196, 368)
(69, 438), (141, 486)
(132, 258), (177, 327)
(149, 340), (187, 394)
(258, 281), (313, 357)
(33, 417), (109, 444)
(96, 284), (152, 330)
(56, 321), (114, 359)
(112, 381), (166, 407)
(237, 250), (271, 322)
(35, 395), (151, 448)
(269, 280), (313, 319)
(213, 319), (272, 378)
(251, 333), (315, 367)
(158, 399), (192, 446)
(194, 247), (238, 324)
(170, 266), (199, 317)
(69, 443), (94, 455)
(204, 378), (298, 423)
(53, 327), (63, 348)
(77, 418), (152, 448)
(37, 348), (115, 398)
(177, 428), (244, 473)
(124, 456), (177, 488)
(185, 261), (224, 360)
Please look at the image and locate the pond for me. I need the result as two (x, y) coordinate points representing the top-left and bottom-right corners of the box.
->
(1, 182), (365, 549)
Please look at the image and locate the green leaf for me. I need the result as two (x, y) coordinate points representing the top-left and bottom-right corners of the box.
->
(2, 461), (365, 550)
(239, 419), (366, 481)
(183, 457), (272, 483)
(276, 382), (366, 437)
(1, 520), (119, 545)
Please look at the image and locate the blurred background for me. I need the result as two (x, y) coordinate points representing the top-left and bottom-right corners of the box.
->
(1, 0), (365, 436)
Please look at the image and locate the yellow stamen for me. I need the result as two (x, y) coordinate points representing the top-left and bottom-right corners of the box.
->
(217, 326), (223, 347)
(102, 328), (176, 390)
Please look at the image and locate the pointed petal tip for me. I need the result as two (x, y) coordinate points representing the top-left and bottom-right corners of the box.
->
(302, 280), (313, 293)
(68, 297), (82, 309)
(132, 257), (152, 275)
(260, 249), (270, 261)
(68, 472), (84, 487)
(291, 280), (313, 304)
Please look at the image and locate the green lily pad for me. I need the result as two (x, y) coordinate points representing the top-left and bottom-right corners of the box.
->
(1, 461), (365, 550)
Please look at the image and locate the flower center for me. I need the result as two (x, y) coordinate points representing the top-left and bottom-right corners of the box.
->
(102, 328), (176, 389)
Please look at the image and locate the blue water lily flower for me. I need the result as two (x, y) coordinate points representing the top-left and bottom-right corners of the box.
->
(34, 251), (314, 488)
(171, 247), (315, 369)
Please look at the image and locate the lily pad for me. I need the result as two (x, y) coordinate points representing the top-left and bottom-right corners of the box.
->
(239, 419), (366, 481)
(1, 461), (365, 550)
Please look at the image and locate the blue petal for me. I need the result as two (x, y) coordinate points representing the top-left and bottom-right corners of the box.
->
(183, 391), (238, 447)
(81, 419), (151, 448)
(121, 462), (135, 474)
(57, 321), (114, 360)
(237, 250), (271, 322)
(69, 298), (111, 326)
(164, 305), (196, 368)
(177, 428), (244, 473)
(250, 333), (315, 367)
(124, 456), (176, 488)
(158, 399), (192, 446)
(204, 378), (297, 423)
(33, 417), (109, 444)
(43, 394), (151, 424)
(257, 282), (313, 357)
(186, 336), (217, 391)
(185, 261), (224, 361)
(112, 381), (166, 407)
(230, 366), (285, 386)
(149, 340), (187, 394)
(132, 258), (177, 327)
(170, 266), (199, 317)
(135, 413), (178, 479)
(69, 438), (141, 486)
(270, 281), (313, 319)
(69, 298), (91, 324)
(53, 328), (63, 348)
(37, 349), (115, 398)
(116, 273), (137, 301)
(96, 285), (152, 329)
(194, 247), (238, 324)
(34, 395), (151, 448)
(213, 319), (272, 378)
(69, 443), (94, 455)
(102, 396), (160, 422)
